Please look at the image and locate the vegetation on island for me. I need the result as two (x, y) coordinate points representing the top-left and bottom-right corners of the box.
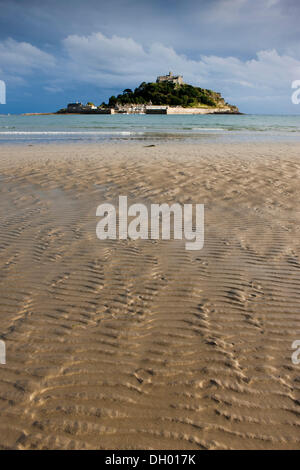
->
(57, 78), (240, 114)
(103, 81), (227, 108)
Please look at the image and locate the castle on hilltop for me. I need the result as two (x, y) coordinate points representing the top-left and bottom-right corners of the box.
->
(156, 72), (184, 86)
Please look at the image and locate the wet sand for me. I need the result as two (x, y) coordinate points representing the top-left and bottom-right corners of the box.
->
(0, 142), (299, 449)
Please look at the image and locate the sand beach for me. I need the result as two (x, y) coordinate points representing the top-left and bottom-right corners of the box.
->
(0, 142), (299, 449)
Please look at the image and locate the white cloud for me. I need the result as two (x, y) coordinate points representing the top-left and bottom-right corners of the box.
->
(44, 85), (64, 93)
(59, 32), (300, 110)
(1, 32), (300, 112)
(0, 38), (56, 79)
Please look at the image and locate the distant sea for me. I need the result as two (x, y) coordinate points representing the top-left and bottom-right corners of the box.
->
(1, 114), (300, 144)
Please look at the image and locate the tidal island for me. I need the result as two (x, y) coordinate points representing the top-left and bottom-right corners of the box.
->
(57, 72), (241, 115)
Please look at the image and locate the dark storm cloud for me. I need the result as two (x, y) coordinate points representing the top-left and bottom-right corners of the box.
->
(0, 0), (299, 58)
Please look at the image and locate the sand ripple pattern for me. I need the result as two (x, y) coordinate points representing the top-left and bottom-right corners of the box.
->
(0, 143), (299, 449)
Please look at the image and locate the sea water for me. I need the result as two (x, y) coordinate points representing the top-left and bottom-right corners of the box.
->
(1, 113), (300, 144)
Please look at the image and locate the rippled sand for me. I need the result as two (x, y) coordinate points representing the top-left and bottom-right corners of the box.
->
(0, 142), (299, 450)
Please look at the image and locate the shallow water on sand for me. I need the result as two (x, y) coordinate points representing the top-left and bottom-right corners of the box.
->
(1, 114), (300, 144)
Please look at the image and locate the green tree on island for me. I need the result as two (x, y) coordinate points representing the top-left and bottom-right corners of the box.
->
(104, 81), (221, 108)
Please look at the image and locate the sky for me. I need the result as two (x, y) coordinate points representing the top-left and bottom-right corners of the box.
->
(0, 0), (300, 114)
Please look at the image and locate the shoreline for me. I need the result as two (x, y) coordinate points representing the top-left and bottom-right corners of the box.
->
(1, 135), (300, 146)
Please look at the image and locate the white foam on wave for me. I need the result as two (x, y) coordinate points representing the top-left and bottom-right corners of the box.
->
(191, 128), (227, 131)
(0, 131), (134, 135)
